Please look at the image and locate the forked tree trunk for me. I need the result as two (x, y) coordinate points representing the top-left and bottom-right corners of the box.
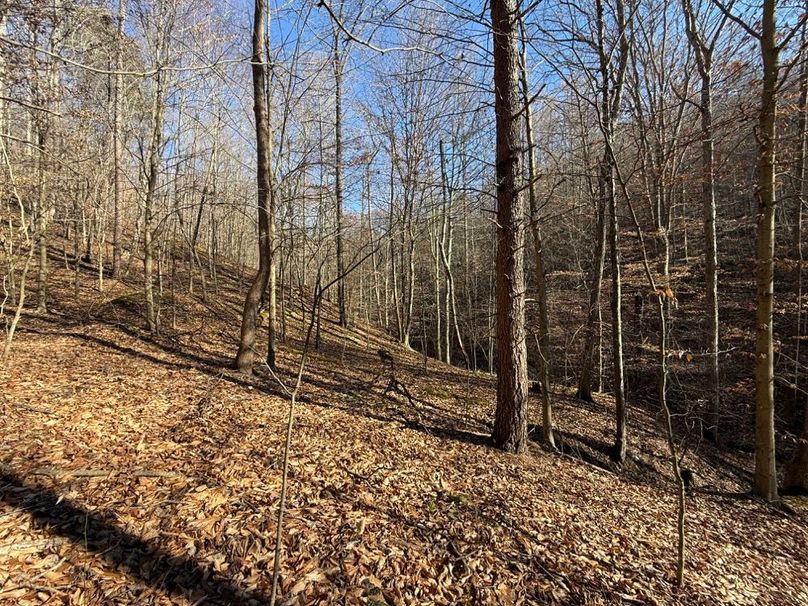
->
(588, 0), (629, 462)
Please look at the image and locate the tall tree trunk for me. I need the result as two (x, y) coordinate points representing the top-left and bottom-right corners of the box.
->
(266, 184), (277, 369)
(608, 164), (627, 463)
(142, 8), (169, 334)
(700, 69), (720, 442)
(112, 0), (127, 279)
(364, 164), (383, 327)
(517, 20), (554, 448)
(35, 125), (48, 313)
(603, 0), (629, 462)
(0, 14), (6, 141)
(439, 140), (469, 368)
(432, 205), (442, 361)
(753, 0), (779, 501)
(264, 8), (277, 369)
(588, 0), (630, 462)
(491, 0), (529, 454)
(400, 195), (415, 347)
(334, 33), (347, 328)
(235, 0), (274, 373)
(577, 189), (607, 402)
(34, 4), (62, 314)
(682, 0), (721, 443)
(784, 25), (808, 493)
(388, 157), (399, 337)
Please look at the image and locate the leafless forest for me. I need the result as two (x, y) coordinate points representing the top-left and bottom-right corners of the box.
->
(1, 0), (807, 604)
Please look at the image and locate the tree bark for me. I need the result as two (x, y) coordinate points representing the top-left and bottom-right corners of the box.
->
(439, 140), (469, 368)
(784, 24), (808, 493)
(517, 18), (554, 448)
(577, 188), (607, 402)
(700, 68), (720, 443)
(112, 0), (127, 279)
(334, 30), (347, 328)
(142, 5), (170, 334)
(682, 0), (721, 443)
(608, 162), (627, 463)
(491, 0), (529, 454)
(236, 0), (275, 373)
(753, 0), (779, 501)
(35, 125), (48, 313)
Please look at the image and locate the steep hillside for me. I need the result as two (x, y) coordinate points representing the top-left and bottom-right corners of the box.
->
(1, 243), (807, 606)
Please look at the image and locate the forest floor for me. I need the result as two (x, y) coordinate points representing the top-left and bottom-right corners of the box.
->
(2, 243), (808, 606)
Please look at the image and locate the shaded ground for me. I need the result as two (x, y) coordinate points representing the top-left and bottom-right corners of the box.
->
(1, 246), (807, 605)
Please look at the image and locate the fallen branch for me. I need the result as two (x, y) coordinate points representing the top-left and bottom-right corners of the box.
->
(384, 377), (416, 408)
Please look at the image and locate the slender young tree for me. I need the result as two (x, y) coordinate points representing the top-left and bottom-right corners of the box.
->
(438, 139), (469, 368)
(682, 0), (727, 443)
(518, 16), (555, 448)
(142, 0), (172, 334)
(784, 24), (808, 493)
(565, 0), (630, 416)
(112, 0), (127, 279)
(332, 8), (347, 328)
(235, 0), (276, 373)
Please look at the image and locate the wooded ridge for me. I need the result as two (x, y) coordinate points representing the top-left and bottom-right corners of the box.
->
(1, 0), (807, 604)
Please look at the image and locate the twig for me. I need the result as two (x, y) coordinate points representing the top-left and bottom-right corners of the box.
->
(317, 1), (438, 56)
(266, 248), (380, 605)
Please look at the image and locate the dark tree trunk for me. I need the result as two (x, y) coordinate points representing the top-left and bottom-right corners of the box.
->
(334, 28), (347, 328)
(490, 0), (529, 454)
(235, 0), (274, 373)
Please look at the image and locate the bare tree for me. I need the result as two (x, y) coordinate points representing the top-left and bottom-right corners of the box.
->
(141, 0), (172, 334)
(518, 15), (555, 449)
(111, 0), (126, 279)
(491, 0), (529, 453)
(682, 0), (728, 443)
(785, 23), (808, 493)
(236, 0), (276, 373)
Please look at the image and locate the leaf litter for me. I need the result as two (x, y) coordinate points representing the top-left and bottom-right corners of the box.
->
(0, 265), (807, 605)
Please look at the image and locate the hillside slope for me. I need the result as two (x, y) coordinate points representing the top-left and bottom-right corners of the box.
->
(1, 248), (807, 606)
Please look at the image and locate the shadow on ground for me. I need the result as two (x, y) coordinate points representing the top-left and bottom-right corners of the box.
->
(0, 469), (269, 604)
